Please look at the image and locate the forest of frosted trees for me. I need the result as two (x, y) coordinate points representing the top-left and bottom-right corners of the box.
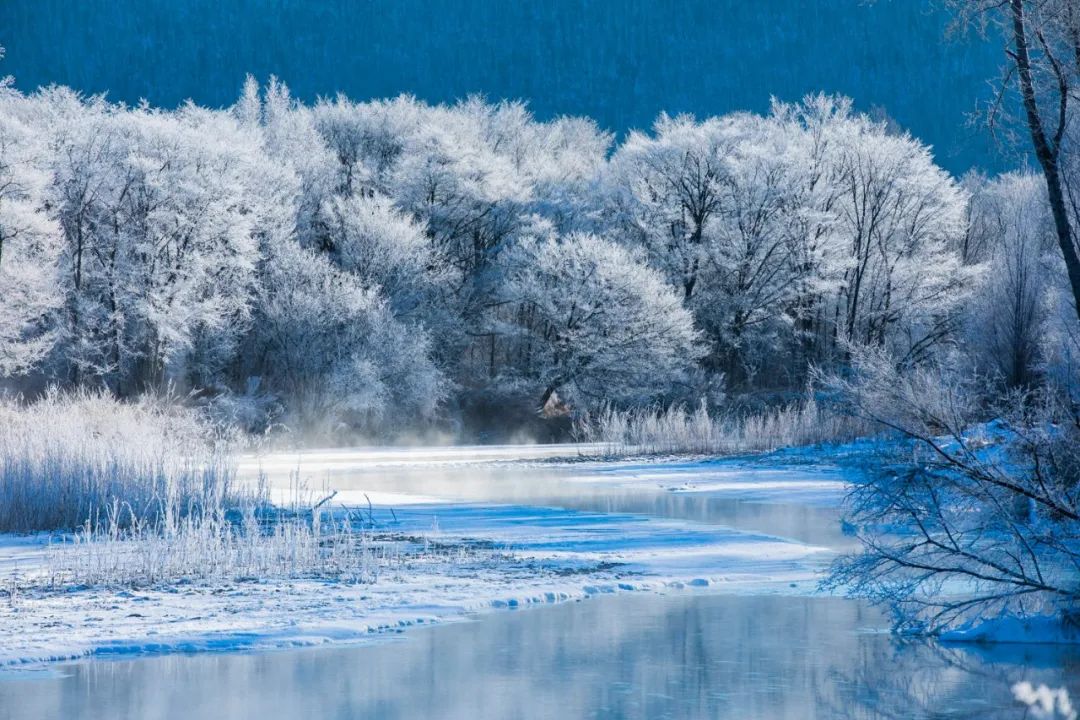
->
(0, 70), (1076, 438)
(0, 0), (1078, 644)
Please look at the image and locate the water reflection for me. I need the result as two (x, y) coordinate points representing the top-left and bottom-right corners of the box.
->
(823, 636), (1080, 718)
(2, 594), (1074, 720)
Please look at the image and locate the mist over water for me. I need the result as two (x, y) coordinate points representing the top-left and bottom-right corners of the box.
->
(243, 448), (853, 548)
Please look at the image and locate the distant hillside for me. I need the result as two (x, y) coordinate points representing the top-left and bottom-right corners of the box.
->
(1, 0), (1009, 173)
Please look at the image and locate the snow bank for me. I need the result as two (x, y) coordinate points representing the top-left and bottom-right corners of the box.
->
(941, 614), (1080, 645)
(0, 498), (831, 666)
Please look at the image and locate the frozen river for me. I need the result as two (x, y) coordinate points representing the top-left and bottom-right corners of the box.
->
(0, 445), (1076, 718)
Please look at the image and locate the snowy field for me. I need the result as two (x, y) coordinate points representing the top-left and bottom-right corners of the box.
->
(0, 445), (853, 667)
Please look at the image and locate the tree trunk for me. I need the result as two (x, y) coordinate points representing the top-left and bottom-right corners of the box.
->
(539, 384), (558, 413)
(1011, 0), (1080, 324)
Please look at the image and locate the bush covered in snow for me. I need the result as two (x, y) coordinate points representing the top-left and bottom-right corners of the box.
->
(822, 351), (1080, 635)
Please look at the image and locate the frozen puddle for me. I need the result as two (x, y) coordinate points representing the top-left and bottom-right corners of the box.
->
(0, 446), (850, 667)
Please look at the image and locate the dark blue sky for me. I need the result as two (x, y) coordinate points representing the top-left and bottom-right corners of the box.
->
(1, 0), (1011, 174)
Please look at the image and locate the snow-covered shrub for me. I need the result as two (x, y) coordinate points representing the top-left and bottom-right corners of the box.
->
(823, 350), (1080, 634)
(201, 380), (283, 436)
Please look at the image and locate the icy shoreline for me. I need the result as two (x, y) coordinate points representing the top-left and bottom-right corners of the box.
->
(0, 562), (826, 668)
(0, 449), (846, 667)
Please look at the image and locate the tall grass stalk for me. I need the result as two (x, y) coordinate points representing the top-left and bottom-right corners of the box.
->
(43, 498), (396, 588)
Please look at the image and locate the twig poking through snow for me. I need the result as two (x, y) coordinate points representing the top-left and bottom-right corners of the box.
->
(312, 490), (339, 512)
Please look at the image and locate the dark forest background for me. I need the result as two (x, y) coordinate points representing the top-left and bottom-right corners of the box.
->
(1, 0), (1006, 174)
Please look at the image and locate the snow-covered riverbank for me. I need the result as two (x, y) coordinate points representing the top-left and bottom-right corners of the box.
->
(0, 447), (853, 667)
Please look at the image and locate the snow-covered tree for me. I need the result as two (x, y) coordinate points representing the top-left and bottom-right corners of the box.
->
(0, 80), (1047, 434)
(823, 350), (1080, 634)
(45, 100), (265, 393)
(687, 114), (820, 383)
(245, 77), (338, 250)
(610, 113), (739, 302)
(964, 173), (1055, 387)
(609, 98), (968, 386)
(316, 193), (453, 321)
(951, 0), (1080, 326)
(503, 231), (701, 410)
(823, 105), (969, 361)
(312, 95), (528, 283)
(0, 90), (62, 374)
(253, 239), (444, 432)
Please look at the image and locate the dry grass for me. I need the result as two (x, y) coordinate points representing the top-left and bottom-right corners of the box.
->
(0, 389), (240, 534)
(578, 397), (872, 456)
(0, 390), (406, 587)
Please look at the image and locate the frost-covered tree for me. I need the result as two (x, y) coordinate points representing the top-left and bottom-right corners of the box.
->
(45, 100), (264, 393)
(316, 193), (453, 321)
(230, 80), (451, 430)
(0, 89), (62, 374)
(253, 239), (444, 432)
(823, 351), (1080, 634)
(610, 97), (968, 387)
(610, 113), (813, 387)
(823, 103), (969, 361)
(0, 77), (1047, 434)
(689, 114), (819, 383)
(307, 93), (606, 274)
(313, 95), (529, 282)
(304, 92), (613, 391)
(244, 77), (338, 249)
(503, 231), (701, 409)
(611, 113), (738, 302)
(952, 0), (1080, 325)
(964, 173), (1055, 387)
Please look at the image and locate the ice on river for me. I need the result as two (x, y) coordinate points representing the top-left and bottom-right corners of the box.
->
(0, 445), (852, 666)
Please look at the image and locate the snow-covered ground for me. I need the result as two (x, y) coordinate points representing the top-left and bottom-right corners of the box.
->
(0, 446), (853, 667)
